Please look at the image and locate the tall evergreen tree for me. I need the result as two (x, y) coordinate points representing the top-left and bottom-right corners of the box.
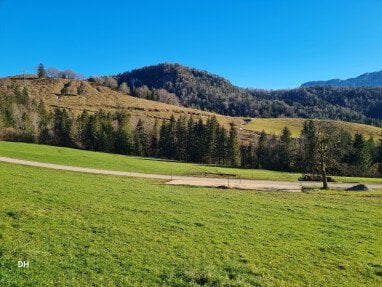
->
(95, 111), (114, 152)
(300, 120), (317, 173)
(175, 116), (188, 161)
(149, 119), (160, 157)
(159, 118), (175, 159)
(227, 123), (241, 167)
(257, 130), (269, 169)
(194, 118), (205, 163)
(114, 113), (133, 155)
(215, 126), (228, 165)
(133, 119), (147, 156)
(204, 116), (219, 163)
(53, 108), (73, 147)
(352, 133), (372, 174)
(277, 126), (292, 171)
(37, 63), (47, 78)
(186, 117), (197, 162)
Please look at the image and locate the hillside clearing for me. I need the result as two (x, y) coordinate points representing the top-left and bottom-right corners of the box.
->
(245, 118), (382, 138)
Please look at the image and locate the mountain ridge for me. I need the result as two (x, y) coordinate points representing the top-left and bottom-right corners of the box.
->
(301, 70), (382, 88)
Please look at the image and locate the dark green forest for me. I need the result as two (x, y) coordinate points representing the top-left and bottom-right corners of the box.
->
(1, 85), (382, 180)
(117, 63), (382, 126)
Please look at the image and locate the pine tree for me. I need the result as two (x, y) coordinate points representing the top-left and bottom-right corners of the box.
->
(99, 112), (114, 152)
(227, 122), (241, 167)
(352, 133), (372, 174)
(159, 119), (173, 159)
(37, 63), (47, 78)
(149, 119), (160, 157)
(133, 119), (147, 156)
(186, 117), (197, 162)
(175, 116), (188, 161)
(300, 120), (317, 173)
(168, 115), (176, 159)
(215, 126), (228, 165)
(257, 130), (269, 169)
(205, 116), (218, 163)
(277, 127), (292, 170)
(53, 108), (73, 147)
(194, 118), (205, 163)
(114, 113), (133, 155)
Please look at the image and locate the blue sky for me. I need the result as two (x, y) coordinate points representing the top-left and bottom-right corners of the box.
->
(1, 0), (382, 89)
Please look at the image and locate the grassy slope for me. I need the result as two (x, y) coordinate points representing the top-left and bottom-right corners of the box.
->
(245, 118), (382, 138)
(0, 141), (382, 184)
(0, 77), (244, 129)
(0, 162), (381, 286)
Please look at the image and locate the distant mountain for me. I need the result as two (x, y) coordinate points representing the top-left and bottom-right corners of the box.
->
(116, 63), (382, 126)
(301, 70), (382, 88)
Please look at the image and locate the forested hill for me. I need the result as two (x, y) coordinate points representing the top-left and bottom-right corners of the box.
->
(116, 64), (382, 126)
(117, 63), (247, 114)
(301, 70), (382, 88)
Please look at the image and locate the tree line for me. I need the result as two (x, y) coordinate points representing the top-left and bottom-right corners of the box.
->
(1, 85), (382, 182)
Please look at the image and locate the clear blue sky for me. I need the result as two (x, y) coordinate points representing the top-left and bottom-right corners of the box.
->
(1, 0), (382, 89)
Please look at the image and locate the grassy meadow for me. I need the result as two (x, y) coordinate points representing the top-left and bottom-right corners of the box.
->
(245, 118), (382, 138)
(0, 161), (381, 286)
(1, 141), (382, 184)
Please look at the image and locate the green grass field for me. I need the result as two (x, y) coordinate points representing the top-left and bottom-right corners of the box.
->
(1, 141), (382, 184)
(245, 118), (382, 138)
(0, 162), (381, 286)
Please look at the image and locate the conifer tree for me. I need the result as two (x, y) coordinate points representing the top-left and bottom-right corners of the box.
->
(300, 120), (317, 173)
(53, 108), (73, 147)
(205, 116), (218, 163)
(194, 118), (205, 163)
(257, 130), (269, 169)
(149, 119), (160, 157)
(133, 119), (147, 156)
(159, 119), (173, 158)
(215, 126), (228, 165)
(114, 113), (133, 155)
(37, 63), (47, 78)
(227, 122), (241, 167)
(186, 117), (196, 162)
(175, 116), (188, 161)
(277, 126), (292, 170)
(352, 133), (372, 174)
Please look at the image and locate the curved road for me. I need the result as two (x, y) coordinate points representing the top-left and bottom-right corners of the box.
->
(1, 156), (381, 192)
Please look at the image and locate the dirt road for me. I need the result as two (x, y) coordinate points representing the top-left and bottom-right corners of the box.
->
(1, 156), (381, 192)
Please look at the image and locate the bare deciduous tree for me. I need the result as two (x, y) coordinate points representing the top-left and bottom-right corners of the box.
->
(118, 82), (130, 94)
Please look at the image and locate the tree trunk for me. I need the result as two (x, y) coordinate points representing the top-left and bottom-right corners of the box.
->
(320, 158), (328, 190)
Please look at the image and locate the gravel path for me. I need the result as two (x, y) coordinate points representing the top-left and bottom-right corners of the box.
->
(1, 156), (381, 192)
